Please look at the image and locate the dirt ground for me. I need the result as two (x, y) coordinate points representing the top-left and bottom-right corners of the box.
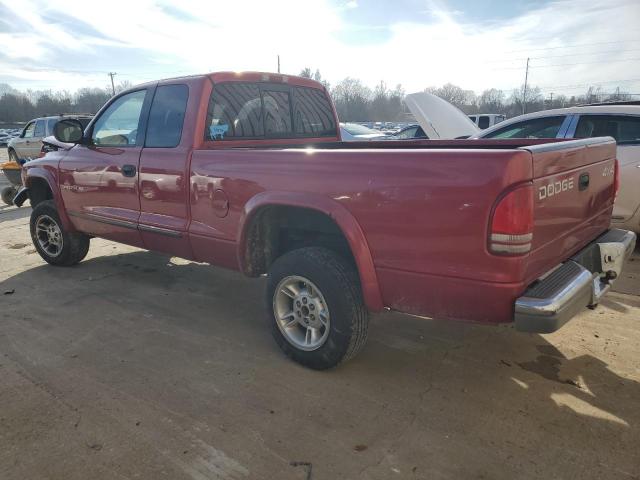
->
(1, 149), (639, 480)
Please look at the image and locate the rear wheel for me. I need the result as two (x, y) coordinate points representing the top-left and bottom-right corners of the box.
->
(30, 200), (90, 266)
(266, 247), (369, 369)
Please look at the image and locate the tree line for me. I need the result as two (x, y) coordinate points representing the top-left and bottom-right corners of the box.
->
(0, 81), (132, 124)
(300, 68), (637, 122)
(0, 72), (636, 124)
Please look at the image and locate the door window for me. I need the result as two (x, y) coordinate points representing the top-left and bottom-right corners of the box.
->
(574, 115), (640, 145)
(22, 122), (35, 138)
(47, 118), (59, 135)
(145, 85), (189, 148)
(34, 119), (46, 137)
(484, 116), (566, 139)
(478, 116), (490, 129)
(92, 90), (147, 147)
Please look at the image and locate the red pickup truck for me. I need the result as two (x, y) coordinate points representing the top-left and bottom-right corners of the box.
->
(14, 72), (636, 369)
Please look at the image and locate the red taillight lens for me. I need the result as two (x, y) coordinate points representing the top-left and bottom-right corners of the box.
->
(614, 158), (620, 199)
(489, 184), (534, 255)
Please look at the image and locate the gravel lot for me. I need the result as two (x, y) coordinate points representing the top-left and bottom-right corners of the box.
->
(1, 147), (639, 479)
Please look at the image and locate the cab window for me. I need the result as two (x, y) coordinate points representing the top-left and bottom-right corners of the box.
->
(263, 90), (292, 136)
(206, 83), (264, 140)
(206, 82), (336, 141)
(484, 116), (566, 139)
(293, 87), (336, 137)
(92, 90), (147, 146)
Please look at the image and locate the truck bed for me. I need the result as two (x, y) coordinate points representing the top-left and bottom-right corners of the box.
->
(202, 138), (565, 151)
(191, 137), (617, 323)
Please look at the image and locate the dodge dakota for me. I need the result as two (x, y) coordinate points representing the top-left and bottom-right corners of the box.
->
(14, 72), (636, 369)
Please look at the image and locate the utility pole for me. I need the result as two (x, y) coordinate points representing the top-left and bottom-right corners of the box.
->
(108, 72), (117, 96)
(549, 92), (553, 108)
(277, 55), (280, 74)
(522, 57), (530, 115)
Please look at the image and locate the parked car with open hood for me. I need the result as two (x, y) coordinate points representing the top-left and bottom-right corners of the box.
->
(401, 92), (480, 139)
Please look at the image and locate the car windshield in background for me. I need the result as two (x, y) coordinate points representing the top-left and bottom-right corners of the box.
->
(342, 123), (381, 135)
(485, 116), (565, 139)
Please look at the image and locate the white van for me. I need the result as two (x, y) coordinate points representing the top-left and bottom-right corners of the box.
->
(468, 114), (506, 129)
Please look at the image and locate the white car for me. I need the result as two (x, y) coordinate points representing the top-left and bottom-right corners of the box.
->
(340, 122), (389, 141)
(474, 104), (640, 234)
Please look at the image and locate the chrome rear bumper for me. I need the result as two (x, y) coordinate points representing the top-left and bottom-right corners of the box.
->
(515, 229), (636, 333)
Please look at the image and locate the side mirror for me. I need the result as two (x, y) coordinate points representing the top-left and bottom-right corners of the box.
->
(53, 118), (84, 144)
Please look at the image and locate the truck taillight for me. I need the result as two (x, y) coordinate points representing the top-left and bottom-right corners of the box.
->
(489, 184), (534, 255)
(614, 158), (620, 199)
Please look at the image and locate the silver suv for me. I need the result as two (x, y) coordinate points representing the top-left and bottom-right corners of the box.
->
(7, 114), (92, 163)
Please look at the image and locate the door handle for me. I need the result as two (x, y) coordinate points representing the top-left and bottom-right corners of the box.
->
(579, 173), (590, 191)
(121, 164), (137, 177)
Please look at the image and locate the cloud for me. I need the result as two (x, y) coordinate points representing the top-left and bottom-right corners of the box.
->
(0, 0), (639, 97)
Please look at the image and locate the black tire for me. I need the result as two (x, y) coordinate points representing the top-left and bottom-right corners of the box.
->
(266, 247), (369, 369)
(30, 200), (90, 266)
(1, 186), (16, 205)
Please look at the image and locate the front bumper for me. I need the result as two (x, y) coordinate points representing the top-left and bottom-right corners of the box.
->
(515, 229), (637, 333)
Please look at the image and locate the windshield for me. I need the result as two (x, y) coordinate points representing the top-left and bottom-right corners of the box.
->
(341, 123), (381, 135)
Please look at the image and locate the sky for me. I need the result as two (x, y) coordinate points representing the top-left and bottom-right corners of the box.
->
(1, 0), (639, 97)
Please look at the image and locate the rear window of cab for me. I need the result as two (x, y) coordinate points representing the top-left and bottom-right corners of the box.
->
(205, 82), (336, 141)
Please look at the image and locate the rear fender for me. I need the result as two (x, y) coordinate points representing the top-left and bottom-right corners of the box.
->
(238, 191), (384, 312)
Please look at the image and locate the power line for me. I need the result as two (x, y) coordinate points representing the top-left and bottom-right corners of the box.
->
(486, 57), (640, 71)
(531, 57), (640, 69)
(502, 38), (640, 54)
(483, 48), (640, 64)
(536, 78), (640, 90)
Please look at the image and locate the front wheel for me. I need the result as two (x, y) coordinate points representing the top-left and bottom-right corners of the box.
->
(30, 200), (90, 266)
(266, 247), (369, 369)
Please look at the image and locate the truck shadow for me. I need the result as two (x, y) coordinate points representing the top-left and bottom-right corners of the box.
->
(1, 249), (639, 478)
(0, 204), (30, 222)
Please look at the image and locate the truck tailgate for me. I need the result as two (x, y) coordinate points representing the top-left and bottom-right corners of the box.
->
(523, 137), (617, 283)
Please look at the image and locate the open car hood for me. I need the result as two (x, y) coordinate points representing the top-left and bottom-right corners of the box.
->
(404, 92), (480, 139)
